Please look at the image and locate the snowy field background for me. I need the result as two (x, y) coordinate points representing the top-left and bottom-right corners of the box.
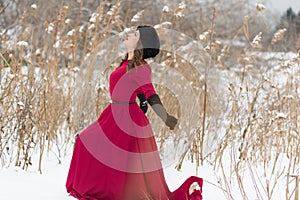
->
(0, 149), (296, 199)
(1, 0), (300, 199)
(0, 51), (299, 200)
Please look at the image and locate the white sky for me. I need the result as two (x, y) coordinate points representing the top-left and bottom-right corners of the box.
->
(267, 0), (300, 14)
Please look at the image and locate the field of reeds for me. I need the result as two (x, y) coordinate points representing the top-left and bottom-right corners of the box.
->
(0, 0), (299, 199)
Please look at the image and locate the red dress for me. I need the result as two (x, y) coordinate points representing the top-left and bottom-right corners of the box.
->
(66, 60), (203, 200)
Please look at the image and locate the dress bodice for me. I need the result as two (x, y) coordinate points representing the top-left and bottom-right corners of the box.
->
(109, 60), (156, 102)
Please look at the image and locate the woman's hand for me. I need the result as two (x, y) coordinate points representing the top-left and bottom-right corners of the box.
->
(166, 114), (178, 130)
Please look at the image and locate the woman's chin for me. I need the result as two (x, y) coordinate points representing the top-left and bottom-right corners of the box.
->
(123, 41), (130, 48)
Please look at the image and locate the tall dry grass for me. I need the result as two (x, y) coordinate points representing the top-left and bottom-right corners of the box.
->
(0, 0), (299, 199)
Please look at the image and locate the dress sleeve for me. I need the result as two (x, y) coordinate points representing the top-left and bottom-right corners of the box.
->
(133, 64), (156, 100)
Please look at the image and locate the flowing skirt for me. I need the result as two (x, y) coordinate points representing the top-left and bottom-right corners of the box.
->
(66, 104), (202, 200)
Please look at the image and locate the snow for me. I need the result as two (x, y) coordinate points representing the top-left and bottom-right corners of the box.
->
(162, 6), (170, 13)
(88, 24), (95, 30)
(46, 23), (55, 34)
(0, 150), (298, 199)
(17, 101), (24, 109)
(31, 4), (37, 10)
(67, 29), (75, 36)
(154, 22), (172, 29)
(53, 40), (61, 49)
(0, 47), (299, 199)
(0, 153), (223, 200)
(89, 13), (99, 23)
(256, 3), (266, 12)
(79, 25), (85, 33)
(178, 2), (186, 10)
(0, 156), (71, 200)
(131, 10), (144, 22)
(251, 32), (262, 48)
(175, 12), (184, 19)
(34, 49), (41, 56)
(17, 41), (29, 47)
(65, 19), (71, 24)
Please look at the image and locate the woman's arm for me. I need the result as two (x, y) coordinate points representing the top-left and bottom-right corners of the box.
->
(133, 64), (178, 129)
(137, 93), (148, 113)
(147, 94), (178, 130)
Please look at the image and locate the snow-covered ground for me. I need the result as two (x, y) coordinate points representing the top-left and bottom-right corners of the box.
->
(0, 150), (298, 200)
(0, 153), (225, 200)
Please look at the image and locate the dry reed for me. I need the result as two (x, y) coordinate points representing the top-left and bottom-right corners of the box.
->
(0, 0), (299, 199)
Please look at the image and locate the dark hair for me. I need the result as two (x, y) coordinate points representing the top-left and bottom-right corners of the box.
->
(137, 25), (160, 59)
(119, 25), (160, 71)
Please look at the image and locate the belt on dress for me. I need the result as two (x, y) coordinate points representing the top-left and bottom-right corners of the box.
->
(112, 100), (136, 104)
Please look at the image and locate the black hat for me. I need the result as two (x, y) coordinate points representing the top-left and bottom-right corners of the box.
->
(137, 25), (160, 59)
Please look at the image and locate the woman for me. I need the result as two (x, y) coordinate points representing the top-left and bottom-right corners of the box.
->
(66, 25), (203, 200)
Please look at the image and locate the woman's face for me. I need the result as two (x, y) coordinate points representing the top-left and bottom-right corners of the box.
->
(123, 28), (140, 51)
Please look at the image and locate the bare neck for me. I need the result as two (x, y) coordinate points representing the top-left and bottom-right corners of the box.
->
(128, 51), (134, 60)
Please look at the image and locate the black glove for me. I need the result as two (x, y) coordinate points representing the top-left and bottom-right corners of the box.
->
(147, 94), (178, 130)
(165, 114), (178, 130)
(137, 93), (148, 114)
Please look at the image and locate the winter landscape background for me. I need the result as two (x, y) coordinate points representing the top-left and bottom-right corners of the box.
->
(0, 0), (299, 199)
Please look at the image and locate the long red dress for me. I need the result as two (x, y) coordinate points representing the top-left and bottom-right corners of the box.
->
(66, 60), (203, 200)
